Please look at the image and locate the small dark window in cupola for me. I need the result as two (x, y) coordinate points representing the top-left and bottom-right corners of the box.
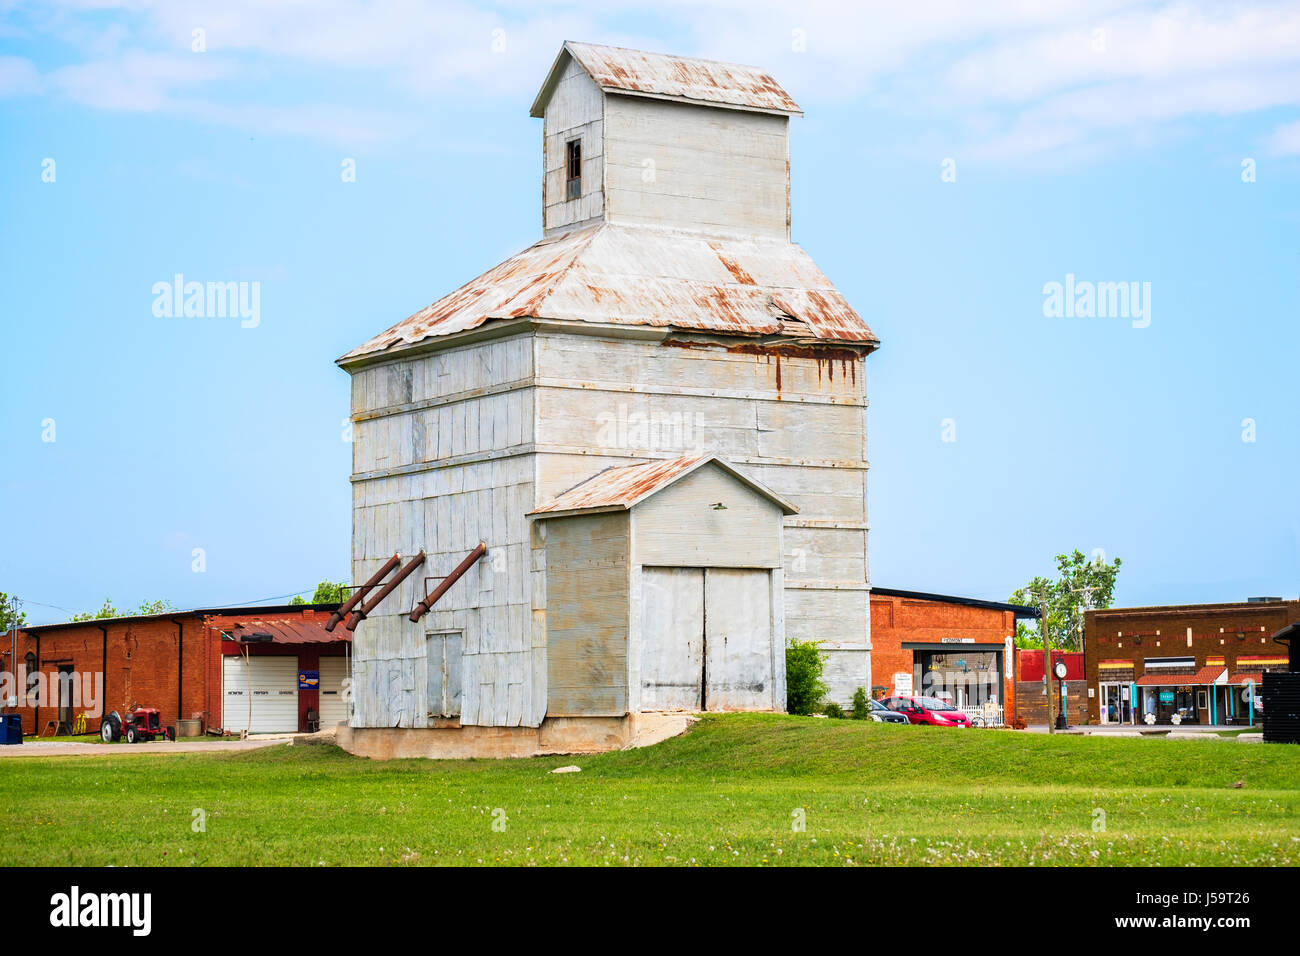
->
(565, 139), (582, 200)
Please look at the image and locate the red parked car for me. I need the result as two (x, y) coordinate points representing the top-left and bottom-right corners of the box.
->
(880, 696), (972, 727)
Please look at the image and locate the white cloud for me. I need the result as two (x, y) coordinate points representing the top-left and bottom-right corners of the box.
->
(945, 4), (1300, 104)
(48, 51), (233, 110)
(0, 55), (41, 96)
(9, 0), (1300, 160)
(1268, 118), (1300, 155)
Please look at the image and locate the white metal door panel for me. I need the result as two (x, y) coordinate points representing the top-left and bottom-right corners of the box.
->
(318, 656), (350, 728)
(223, 656), (299, 733)
(704, 569), (774, 711)
(639, 568), (705, 710)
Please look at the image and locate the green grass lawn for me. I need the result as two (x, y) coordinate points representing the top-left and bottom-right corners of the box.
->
(2, 714), (1297, 866)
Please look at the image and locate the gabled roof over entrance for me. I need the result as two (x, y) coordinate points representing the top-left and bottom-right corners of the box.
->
(527, 454), (798, 520)
(531, 41), (802, 118)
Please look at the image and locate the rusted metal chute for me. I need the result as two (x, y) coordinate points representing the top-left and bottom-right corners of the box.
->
(410, 543), (488, 623)
(345, 552), (427, 632)
(325, 553), (401, 632)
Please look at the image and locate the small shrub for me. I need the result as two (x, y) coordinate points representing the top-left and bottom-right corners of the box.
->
(850, 687), (870, 720)
(823, 702), (845, 719)
(785, 640), (828, 716)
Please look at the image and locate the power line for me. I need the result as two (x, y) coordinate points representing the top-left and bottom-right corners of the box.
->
(13, 598), (76, 613)
(192, 588), (317, 609)
(11, 586), (321, 623)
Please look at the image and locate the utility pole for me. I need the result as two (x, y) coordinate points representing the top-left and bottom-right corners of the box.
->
(1064, 583), (1097, 730)
(1068, 584), (1096, 651)
(5, 595), (20, 715)
(1035, 583), (1054, 734)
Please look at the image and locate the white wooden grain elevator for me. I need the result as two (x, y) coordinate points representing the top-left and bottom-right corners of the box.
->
(335, 42), (879, 758)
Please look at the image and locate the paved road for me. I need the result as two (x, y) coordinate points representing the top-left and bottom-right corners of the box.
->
(0, 735), (298, 758)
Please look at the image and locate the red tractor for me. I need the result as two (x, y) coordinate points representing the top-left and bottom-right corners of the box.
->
(100, 708), (175, 744)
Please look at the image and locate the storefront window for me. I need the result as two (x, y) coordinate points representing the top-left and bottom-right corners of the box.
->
(917, 650), (1001, 710)
(1137, 686), (1202, 724)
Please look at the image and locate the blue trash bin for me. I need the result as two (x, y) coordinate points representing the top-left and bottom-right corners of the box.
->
(0, 713), (23, 745)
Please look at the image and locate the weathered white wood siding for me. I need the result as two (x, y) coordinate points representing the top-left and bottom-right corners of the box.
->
(535, 329), (869, 705)
(633, 466), (783, 569)
(542, 511), (630, 716)
(603, 94), (789, 238)
(543, 60), (603, 235)
(349, 333), (544, 729)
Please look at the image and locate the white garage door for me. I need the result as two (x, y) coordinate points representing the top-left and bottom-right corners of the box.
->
(223, 656), (299, 733)
(318, 656), (350, 728)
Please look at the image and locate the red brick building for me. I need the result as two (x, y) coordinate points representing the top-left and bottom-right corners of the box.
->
(870, 588), (1038, 725)
(2, 604), (349, 737)
(1084, 598), (1298, 726)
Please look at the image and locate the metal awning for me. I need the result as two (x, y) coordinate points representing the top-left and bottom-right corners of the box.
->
(901, 641), (1006, 652)
(1135, 666), (1226, 686)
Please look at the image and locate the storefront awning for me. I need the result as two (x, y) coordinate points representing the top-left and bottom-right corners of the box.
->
(1135, 666), (1226, 687)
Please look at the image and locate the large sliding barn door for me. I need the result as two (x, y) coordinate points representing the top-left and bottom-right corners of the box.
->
(704, 568), (774, 711)
(639, 568), (705, 710)
(639, 567), (773, 712)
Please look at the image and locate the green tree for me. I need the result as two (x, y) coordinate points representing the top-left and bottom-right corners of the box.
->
(69, 599), (121, 622)
(69, 598), (175, 622)
(135, 599), (176, 616)
(0, 592), (27, 632)
(291, 581), (349, 605)
(850, 686), (870, 720)
(1009, 550), (1122, 651)
(785, 640), (828, 716)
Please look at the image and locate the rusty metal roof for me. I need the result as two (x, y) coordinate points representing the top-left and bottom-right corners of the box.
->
(340, 224), (878, 363)
(527, 453), (798, 519)
(211, 614), (350, 645)
(531, 41), (801, 118)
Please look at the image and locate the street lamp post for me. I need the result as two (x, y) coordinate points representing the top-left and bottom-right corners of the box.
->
(1054, 658), (1068, 730)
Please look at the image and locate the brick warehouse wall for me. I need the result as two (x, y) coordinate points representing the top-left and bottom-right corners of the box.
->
(5, 605), (347, 737)
(869, 592), (1020, 721)
(6, 617), (208, 736)
(1083, 599), (1299, 723)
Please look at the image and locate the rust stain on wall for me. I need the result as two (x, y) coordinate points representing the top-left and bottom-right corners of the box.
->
(659, 337), (863, 394)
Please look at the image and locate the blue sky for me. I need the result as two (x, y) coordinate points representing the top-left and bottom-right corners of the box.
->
(1, 1), (1297, 624)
